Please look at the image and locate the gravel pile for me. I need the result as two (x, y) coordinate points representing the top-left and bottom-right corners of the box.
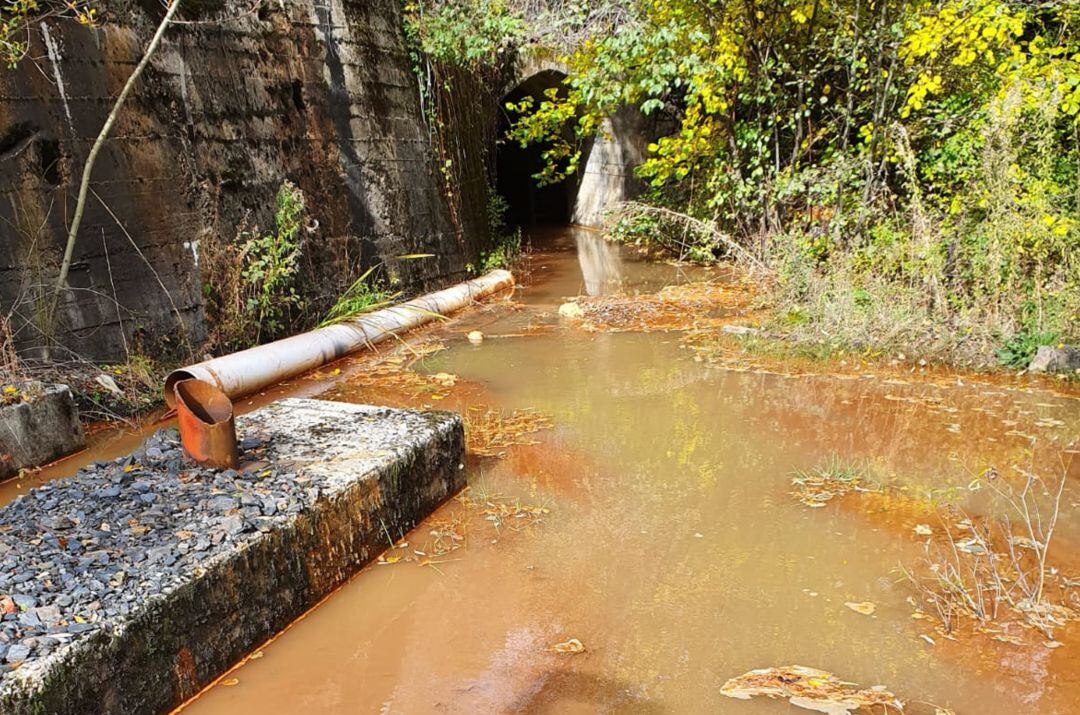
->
(0, 428), (319, 678)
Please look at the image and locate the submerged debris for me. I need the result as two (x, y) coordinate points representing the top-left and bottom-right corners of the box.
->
(790, 458), (867, 508)
(376, 486), (551, 568)
(464, 407), (553, 458)
(720, 665), (903, 714)
(570, 280), (749, 333)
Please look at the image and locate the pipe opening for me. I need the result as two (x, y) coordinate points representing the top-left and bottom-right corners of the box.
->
(174, 379), (233, 425)
(163, 369), (198, 409)
(174, 378), (239, 470)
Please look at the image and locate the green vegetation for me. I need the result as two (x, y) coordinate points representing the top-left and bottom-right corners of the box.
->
(320, 266), (398, 328)
(240, 181), (307, 341)
(202, 181), (309, 350)
(1, 1), (97, 67)
(478, 191), (523, 272)
(416, 0), (1080, 368)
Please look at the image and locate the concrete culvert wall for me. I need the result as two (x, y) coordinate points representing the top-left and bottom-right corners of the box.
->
(0, 0), (479, 362)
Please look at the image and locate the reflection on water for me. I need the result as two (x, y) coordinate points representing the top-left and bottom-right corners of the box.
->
(183, 228), (1080, 715)
(575, 228), (625, 296)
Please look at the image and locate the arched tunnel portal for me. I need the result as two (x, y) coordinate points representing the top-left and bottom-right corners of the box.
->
(496, 68), (577, 229)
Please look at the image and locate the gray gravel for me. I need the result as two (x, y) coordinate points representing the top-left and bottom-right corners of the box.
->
(0, 427), (315, 680)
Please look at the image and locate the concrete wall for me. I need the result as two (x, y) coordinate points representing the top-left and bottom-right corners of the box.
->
(0, 0), (473, 362)
(572, 106), (658, 228)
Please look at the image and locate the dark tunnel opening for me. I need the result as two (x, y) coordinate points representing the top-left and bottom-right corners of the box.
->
(497, 70), (578, 229)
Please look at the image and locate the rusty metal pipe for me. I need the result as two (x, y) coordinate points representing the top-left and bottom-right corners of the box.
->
(164, 269), (514, 408)
(173, 378), (240, 469)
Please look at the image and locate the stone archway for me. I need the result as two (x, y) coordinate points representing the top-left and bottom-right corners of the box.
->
(498, 54), (658, 230)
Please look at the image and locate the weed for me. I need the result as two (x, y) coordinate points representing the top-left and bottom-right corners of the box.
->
(202, 181), (309, 350)
(319, 265), (399, 328)
(996, 330), (1058, 370)
(478, 190), (525, 272)
(900, 464), (1074, 641)
(790, 456), (871, 508)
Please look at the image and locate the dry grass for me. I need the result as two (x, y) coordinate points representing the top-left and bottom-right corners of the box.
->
(376, 485), (551, 570)
(0, 316), (20, 381)
(900, 464), (1076, 642)
(340, 339), (453, 398)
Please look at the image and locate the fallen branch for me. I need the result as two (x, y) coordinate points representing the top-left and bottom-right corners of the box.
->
(612, 201), (771, 273)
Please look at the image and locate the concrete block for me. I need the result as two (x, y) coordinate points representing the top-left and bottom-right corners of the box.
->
(0, 399), (464, 714)
(0, 384), (85, 480)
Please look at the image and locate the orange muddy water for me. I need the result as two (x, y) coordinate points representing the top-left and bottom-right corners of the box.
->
(21, 227), (1080, 713)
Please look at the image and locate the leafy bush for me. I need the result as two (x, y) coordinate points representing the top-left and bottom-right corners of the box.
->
(478, 190), (523, 271)
(240, 181), (307, 342)
(996, 331), (1058, 370)
(1, 1), (97, 68)
(202, 181), (309, 349)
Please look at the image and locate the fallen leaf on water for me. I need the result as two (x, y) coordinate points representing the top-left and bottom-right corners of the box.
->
(721, 665), (902, 714)
(1044, 641), (1063, 649)
(220, 678), (240, 687)
(249, 651), (264, 660)
(993, 634), (1024, 646)
(919, 634), (936, 646)
(550, 638), (585, 654)
(844, 601), (876, 616)
(913, 524), (933, 536)
(467, 331), (484, 344)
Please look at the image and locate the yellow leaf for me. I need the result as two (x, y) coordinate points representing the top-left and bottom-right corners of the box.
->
(220, 678), (240, 687)
(550, 638), (586, 654)
(844, 601), (876, 616)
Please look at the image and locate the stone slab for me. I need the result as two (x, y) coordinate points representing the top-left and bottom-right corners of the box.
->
(1028, 345), (1080, 374)
(0, 384), (85, 481)
(0, 399), (464, 714)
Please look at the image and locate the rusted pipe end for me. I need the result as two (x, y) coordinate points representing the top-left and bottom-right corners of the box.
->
(174, 378), (240, 470)
(163, 369), (199, 409)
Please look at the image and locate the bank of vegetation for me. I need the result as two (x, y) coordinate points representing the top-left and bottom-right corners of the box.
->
(410, 0), (1080, 371)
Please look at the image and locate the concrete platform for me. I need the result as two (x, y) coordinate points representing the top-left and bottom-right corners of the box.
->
(0, 384), (84, 480)
(0, 399), (464, 715)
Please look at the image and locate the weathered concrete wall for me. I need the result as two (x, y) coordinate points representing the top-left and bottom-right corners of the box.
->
(0, 399), (464, 714)
(0, 384), (84, 479)
(0, 1), (474, 361)
(572, 106), (659, 228)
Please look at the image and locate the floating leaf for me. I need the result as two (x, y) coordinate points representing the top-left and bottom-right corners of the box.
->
(721, 665), (902, 714)
(844, 601), (876, 616)
(913, 524), (933, 536)
(550, 638), (586, 654)
(220, 678), (240, 687)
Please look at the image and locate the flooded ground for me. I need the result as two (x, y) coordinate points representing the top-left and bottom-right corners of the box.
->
(26, 227), (1080, 713)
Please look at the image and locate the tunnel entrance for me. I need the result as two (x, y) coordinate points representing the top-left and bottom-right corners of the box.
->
(497, 70), (578, 228)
